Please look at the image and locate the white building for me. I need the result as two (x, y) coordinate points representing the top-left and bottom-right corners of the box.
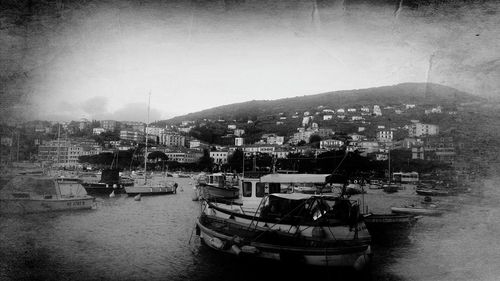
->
(409, 123), (439, 137)
(373, 105), (382, 116)
(92, 128), (105, 135)
(146, 126), (165, 136)
(235, 137), (244, 146)
(377, 130), (394, 142)
(210, 150), (229, 165)
(234, 129), (245, 137)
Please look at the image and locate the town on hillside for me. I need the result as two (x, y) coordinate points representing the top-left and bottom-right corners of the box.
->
(1, 98), (496, 185)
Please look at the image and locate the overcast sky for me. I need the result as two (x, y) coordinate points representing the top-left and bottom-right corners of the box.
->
(1, 0), (499, 123)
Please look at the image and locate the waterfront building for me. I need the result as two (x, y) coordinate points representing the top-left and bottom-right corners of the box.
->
(210, 150), (229, 165)
(38, 139), (101, 167)
(165, 149), (203, 163)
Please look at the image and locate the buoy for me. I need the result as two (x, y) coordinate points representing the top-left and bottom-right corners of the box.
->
(109, 191), (115, 198)
(134, 194), (141, 201)
(231, 245), (242, 255)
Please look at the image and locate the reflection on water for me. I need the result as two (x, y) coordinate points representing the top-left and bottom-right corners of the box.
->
(1, 178), (499, 281)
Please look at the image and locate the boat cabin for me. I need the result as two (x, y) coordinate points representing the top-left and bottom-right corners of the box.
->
(199, 173), (239, 188)
(239, 174), (332, 207)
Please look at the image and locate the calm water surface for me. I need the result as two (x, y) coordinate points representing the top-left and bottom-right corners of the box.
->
(1, 177), (500, 281)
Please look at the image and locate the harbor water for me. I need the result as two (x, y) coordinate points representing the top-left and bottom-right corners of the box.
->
(1, 177), (500, 281)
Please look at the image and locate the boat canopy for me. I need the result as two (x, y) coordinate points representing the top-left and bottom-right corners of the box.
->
(0, 176), (57, 196)
(260, 174), (331, 184)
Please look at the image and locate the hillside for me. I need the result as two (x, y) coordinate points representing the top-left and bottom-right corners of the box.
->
(162, 83), (483, 124)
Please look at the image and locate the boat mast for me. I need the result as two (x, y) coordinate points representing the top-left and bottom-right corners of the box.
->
(144, 92), (151, 183)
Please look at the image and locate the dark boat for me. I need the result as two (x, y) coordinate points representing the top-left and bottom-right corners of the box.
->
(81, 169), (132, 195)
(363, 213), (419, 241)
(415, 188), (451, 196)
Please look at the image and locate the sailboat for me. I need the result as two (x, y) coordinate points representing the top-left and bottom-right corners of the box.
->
(382, 144), (400, 193)
(124, 93), (177, 197)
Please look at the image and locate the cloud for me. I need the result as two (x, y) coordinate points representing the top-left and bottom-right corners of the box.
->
(81, 96), (109, 116)
(110, 103), (161, 123)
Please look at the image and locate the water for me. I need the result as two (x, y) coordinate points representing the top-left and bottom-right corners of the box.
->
(1, 177), (500, 281)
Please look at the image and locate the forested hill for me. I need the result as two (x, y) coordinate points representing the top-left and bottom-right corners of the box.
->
(163, 83), (483, 124)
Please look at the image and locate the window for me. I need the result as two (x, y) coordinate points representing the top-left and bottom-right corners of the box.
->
(242, 182), (252, 197)
(256, 183), (266, 197)
(269, 183), (281, 194)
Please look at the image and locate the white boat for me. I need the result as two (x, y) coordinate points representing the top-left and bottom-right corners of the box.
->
(196, 173), (372, 271)
(0, 176), (95, 214)
(125, 175), (177, 196)
(196, 173), (240, 200)
(124, 93), (178, 197)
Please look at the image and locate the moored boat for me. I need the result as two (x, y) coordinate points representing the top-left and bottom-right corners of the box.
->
(196, 173), (372, 271)
(0, 176), (95, 214)
(363, 213), (420, 240)
(415, 188), (451, 196)
(81, 169), (133, 195)
(124, 175), (177, 196)
(196, 173), (240, 200)
(391, 206), (443, 216)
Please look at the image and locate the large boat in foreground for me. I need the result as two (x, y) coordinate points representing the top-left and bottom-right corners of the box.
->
(0, 176), (95, 214)
(196, 173), (372, 271)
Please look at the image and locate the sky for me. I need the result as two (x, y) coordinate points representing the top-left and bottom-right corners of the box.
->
(1, 0), (499, 123)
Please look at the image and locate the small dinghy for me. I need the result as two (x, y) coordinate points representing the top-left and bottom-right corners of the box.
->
(134, 194), (141, 201)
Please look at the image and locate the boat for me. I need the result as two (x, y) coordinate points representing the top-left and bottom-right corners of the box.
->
(391, 206), (443, 216)
(415, 187), (451, 196)
(81, 169), (133, 195)
(195, 173), (372, 271)
(382, 182), (400, 193)
(124, 174), (178, 196)
(362, 213), (420, 240)
(196, 173), (240, 200)
(124, 93), (177, 197)
(0, 176), (95, 214)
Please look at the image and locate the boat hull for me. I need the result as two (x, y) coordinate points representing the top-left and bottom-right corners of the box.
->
(196, 216), (371, 270)
(199, 184), (240, 200)
(415, 188), (450, 196)
(0, 197), (95, 214)
(363, 213), (419, 240)
(124, 186), (176, 196)
(82, 183), (126, 194)
(391, 207), (443, 216)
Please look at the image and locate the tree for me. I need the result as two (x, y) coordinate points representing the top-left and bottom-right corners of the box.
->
(227, 149), (244, 173)
(197, 148), (214, 172)
(147, 151), (168, 162)
(309, 134), (321, 148)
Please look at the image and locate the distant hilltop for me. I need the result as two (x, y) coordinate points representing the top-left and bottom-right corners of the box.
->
(163, 83), (483, 124)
